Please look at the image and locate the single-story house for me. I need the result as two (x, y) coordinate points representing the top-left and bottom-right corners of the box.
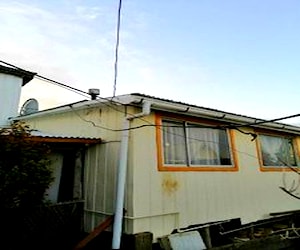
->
(12, 91), (300, 245)
(2, 63), (300, 247)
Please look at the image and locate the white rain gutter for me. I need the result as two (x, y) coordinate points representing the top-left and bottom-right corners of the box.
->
(111, 101), (151, 250)
(141, 100), (300, 134)
(112, 94), (300, 134)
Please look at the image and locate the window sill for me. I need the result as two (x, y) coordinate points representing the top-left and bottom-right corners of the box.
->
(260, 166), (299, 172)
(158, 165), (238, 172)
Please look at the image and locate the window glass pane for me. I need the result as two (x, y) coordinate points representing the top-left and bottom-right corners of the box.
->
(218, 129), (232, 165)
(187, 125), (232, 165)
(162, 120), (187, 165)
(260, 135), (297, 166)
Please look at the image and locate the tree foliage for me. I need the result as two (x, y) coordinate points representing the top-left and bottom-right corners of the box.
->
(0, 122), (53, 209)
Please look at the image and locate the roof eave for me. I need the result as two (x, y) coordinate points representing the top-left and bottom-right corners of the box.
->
(127, 94), (300, 135)
(11, 93), (300, 135)
(0, 65), (36, 86)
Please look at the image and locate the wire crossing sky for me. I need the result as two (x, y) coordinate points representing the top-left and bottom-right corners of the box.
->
(0, 0), (300, 124)
(112, 0), (122, 97)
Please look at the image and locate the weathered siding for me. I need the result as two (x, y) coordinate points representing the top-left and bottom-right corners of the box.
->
(21, 104), (126, 140)
(21, 105), (123, 228)
(84, 143), (120, 232)
(21, 104), (300, 241)
(128, 114), (180, 238)
(128, 113), (300, 240)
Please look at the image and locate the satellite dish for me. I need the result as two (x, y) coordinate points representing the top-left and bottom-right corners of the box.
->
(20, 98), (39, 115)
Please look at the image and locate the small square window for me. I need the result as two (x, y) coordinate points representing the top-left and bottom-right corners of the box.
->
(258, 134), (298, 168)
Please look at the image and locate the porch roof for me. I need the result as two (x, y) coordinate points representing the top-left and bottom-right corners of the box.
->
(29, 130), (101, 144)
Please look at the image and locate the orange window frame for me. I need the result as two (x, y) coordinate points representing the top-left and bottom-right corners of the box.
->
(255, 131), (300, 172)
(155, 113), (239, 172)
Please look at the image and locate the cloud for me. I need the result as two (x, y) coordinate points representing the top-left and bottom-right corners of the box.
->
(75, 6), (102, 20)
(1, 1), (219, 117)
(0, 1), (118, 108)
(0, 1), (114, 67)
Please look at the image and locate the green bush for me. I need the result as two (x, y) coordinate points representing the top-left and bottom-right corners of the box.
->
(0, 122), (53, 209)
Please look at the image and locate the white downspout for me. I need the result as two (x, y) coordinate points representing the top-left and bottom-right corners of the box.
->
(112, 101), (151, 250)
(111, 118), (130, 250)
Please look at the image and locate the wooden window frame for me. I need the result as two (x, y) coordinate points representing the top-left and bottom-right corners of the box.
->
(255, 131), (300, 172)
(155, 113), (238, 172)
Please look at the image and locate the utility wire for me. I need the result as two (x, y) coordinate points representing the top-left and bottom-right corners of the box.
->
(112, 0), (122, 97)
(0, 60), (90, 98)
(71, 106), (238, 132)
(1, 59), (300, 134)
(235, 113), (300, 128)
(35, 75), (90, 98)
(0, 58), (296, 145)
(0, 59), (147, 126)
(3, 60), (300, 201)
(71, 105), (260, 161)
(0, 60), (24, 70)
(3, 59), (300, 176)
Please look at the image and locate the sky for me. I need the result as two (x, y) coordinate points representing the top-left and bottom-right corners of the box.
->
(1, 0), (300, 124)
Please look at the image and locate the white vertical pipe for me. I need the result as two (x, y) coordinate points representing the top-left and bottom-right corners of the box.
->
(111, 101), (151, 249)
(112, 118), (130, 249)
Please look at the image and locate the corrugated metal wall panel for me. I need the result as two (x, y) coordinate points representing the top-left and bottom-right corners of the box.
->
(84, 142), (121, 232)
(84, 144), (97, 231)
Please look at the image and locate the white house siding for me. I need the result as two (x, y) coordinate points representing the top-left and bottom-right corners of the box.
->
(129, 113), (300, 240)
(20, 104), (300, 241)
(84, 143), (120, 232)
(126, 114), (179, 239)
(21, 104), (126, 140)
(21, 104), (135, 233)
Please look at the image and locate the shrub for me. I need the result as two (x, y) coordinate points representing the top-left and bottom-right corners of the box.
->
(0, 122), (53, 209)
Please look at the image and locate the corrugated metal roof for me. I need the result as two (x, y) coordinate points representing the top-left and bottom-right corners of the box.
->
(14, 92), (300, 134)
(29, 130), (101, 144)
(128, 93), (300, 133)
(129, 93), (284, 123)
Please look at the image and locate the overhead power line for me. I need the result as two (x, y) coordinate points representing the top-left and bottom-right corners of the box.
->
(112, 0), (123, 97)
(35, 75), (89, 97)
(236, 113), (300, 128)
(1, 59), (300, 131)
(0, 59), (90, 98)
(3, 59), (300, 194)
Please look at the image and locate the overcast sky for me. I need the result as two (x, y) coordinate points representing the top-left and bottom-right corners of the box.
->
(1, 0), (300, 124)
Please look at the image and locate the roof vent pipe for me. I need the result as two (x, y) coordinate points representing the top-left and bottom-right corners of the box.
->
(88, 88), (100, 100)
